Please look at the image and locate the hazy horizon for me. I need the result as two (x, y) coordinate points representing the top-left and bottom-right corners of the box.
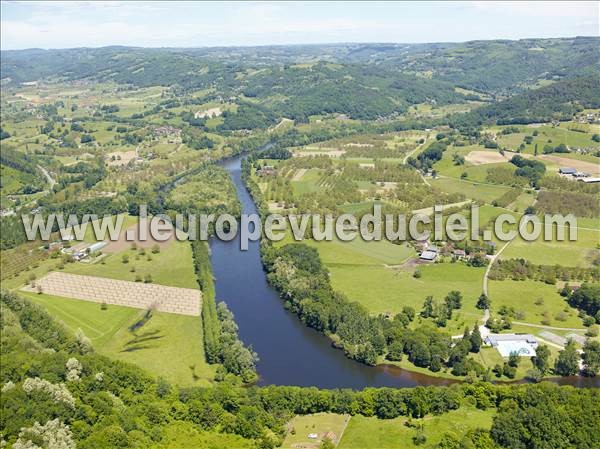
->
(1, 1), (597, 51)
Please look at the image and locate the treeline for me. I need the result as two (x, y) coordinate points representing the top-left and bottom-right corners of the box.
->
(0, 147), (45, 194)
(263, 243), (385, 365)
(562, 283), (600, 324)
(489, 259), (600, 284)
(191, 240), (257, 382)
(509, 155), (546, 186)
(407, 139), (447, 171)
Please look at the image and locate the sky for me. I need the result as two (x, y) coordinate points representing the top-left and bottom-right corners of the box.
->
(0, 1), (598, 50)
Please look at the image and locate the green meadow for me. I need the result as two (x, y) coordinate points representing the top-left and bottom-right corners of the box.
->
(328, 263), (485, 331)
(494, 124), (600, 154)
(430, 177), (510, 204)
(488, 279), (585, 328)
(337, 406), (495, 449)
(23, 292), (215, 386)
(63, 239), (198, 289)
(281, 413), (349, 449)
(500, 226), (600, 267)
(290, 168), (326, 195)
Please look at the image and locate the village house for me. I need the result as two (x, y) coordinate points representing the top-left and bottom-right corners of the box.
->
(559, 167), (577, 176)
(256, 165), (276, 176)
(420, 245), (438, 262)
(154, 125), (181, 139)
(453, 249), (467, 259)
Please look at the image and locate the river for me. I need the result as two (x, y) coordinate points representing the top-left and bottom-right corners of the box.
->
(209, 155), (599, 389)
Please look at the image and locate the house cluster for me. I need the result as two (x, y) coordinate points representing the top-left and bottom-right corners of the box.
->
(416, 240), (494, 263)
(575, 112), (600, 124)
(256, 165), (276, 176)
(558, 167), (600, 183)
(153, 125), (182, 140)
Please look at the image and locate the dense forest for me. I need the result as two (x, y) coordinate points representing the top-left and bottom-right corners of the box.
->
(451, 76), (600, 127)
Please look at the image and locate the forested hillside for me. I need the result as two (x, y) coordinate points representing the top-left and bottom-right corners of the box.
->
(451, 76), (600, 126)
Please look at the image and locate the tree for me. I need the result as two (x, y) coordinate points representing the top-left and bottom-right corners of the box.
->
(554, 340), (580, 376)
(421, 296), (434, 318)
(476, 293), (490, 310)
(532, 344), (550, 375)
(402, 306), (416, 322)
(581, 340), (600, 376)
(444, 291), (462, 319)
(503, 363), (516, 379)
(386, 341), (403, 361)
(508, 352), (520, 368)
(470, 325), (482, 353)
(526, 368), (544, 383)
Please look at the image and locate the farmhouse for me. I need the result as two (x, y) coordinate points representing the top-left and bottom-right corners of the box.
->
(485, 334), (538, 357)
(256, 165), (275, 176)
(420, 245), (438, 261)
(453, 249), (466, 258)
(559, 167), (577, 175)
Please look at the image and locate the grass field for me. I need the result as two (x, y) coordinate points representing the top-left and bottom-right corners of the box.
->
(488, 280), (585, 328)
(281, 413), (350, 449)
(63, 239), (198, 288)
(470, 345), (560, 380)
(494, 124), (600, 154)
(276, 227), (485, 332)
(500, 227), (600, 267)
(23, 292), (215, 386)
(430, 177), (510, 204)
(508, 191), (536, 213)
(329, 263), (485, 332)
(337, 406), (495, 449)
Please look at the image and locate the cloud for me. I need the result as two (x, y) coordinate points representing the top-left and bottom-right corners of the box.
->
(466, 1), (598, 18)
(1, 1), (597, 50)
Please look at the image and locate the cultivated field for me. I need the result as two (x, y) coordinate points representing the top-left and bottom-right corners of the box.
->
(22, 271), (202, 316)
(465, 150), (511, 165)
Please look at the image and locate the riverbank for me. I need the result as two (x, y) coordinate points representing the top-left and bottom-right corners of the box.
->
(219, 154), (599, 388)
